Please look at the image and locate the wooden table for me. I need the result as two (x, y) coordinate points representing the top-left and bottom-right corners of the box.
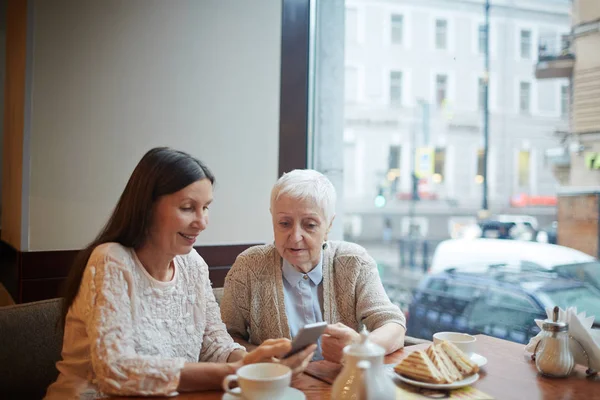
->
(114, 335), (600, 400)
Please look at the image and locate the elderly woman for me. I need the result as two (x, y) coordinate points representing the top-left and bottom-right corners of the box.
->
(221, 169), (405, 363)
(44, 148), (314, 399)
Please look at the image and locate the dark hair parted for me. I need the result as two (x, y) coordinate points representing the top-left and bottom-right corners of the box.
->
(60, 147), (214, 324)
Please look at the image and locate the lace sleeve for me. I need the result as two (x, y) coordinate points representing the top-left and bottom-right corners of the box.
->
(196, 255), (245, 363)
(82, 248), (186, 396)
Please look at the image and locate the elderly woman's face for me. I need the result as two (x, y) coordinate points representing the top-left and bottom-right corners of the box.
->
(272, 194), (330, 273)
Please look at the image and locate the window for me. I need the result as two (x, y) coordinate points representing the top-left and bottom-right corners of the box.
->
(388, 145), (402, 193)
(476, 149), (485, 184)
(478, 24), (487, 54)
(433, 148), (446, 183)
(391, 14), (404, 45)
(520, 29), (531, 58)
(345, 8), (358, 44)
(561, 85), (569, 117)
(519, 81), (531, 113)
(478, 77), (486, 111)
(345, 67), (358, 102)
(518, 150), (530, 187)
(436, 74), (448, 106)
(390, 71), (403, 105)
(435, 19), (447, 49)
(468, 289), (540, 334)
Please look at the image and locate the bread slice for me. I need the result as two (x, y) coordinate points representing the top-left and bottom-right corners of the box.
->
(433, 344), (464, 382)
(439, 340), (479, 376)
(426, 344), (463, 383)
(394, 350), (445, 384)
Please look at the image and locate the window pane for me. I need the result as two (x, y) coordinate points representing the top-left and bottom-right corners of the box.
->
(477, 149), (485, 183)
(518, 150), (530, 187)
(561, 85), (569, 116)
(434, 148), (445, 182)
(519, 81), (530, 113)
(436, 74), (447, 106)
(435, 19), (447, 49)
(478, 24), (486, 54)
(390, 71), (403, 105)
(520, 29), (531, 58)
(478, 77), (486, 110)
(391, 14), (403, 44)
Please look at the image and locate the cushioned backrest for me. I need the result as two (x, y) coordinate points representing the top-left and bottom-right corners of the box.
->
(0, 298), (64, 400)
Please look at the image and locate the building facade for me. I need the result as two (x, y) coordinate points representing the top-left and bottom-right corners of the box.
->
(536, 0), (600, 256)
(343, 0), (571, 240)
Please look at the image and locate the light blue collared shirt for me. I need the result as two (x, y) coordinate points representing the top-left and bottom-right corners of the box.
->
(281, 254), (325, 360)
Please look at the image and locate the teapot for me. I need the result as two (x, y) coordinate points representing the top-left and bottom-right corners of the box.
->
(331, 328), (396, 400)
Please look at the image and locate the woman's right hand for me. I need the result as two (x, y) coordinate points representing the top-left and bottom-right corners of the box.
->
(243, 338), (316, 376)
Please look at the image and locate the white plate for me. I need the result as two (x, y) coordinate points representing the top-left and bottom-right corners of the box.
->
(395, 373), (480, 390)
(471, 353), (488, 367)
(222, 386), (305, 400)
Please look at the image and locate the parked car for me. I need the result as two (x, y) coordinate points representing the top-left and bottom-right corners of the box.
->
(429, 238), (600, 291)
(406, 268), (600, 344)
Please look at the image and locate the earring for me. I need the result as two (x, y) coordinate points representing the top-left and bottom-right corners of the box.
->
(322, 241), (327, 250)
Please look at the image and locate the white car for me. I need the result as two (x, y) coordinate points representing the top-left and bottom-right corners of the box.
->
(429, 238), (600, 289)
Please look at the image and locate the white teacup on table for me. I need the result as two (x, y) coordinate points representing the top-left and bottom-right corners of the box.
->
(222, 363), (301, 400)
(433, 331), (476, 354)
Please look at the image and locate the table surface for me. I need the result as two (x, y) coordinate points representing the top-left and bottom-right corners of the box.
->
(113, 334), (600, 400)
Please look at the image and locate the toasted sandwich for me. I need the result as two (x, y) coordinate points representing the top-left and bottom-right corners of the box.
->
(394, 350), (445, 384)
(433, 344), (464, 382)
(426, 344), (463, 383)
(439, 340), (479, 376)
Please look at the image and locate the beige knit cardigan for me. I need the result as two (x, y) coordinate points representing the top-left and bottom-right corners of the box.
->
(220, 241), (406, 345)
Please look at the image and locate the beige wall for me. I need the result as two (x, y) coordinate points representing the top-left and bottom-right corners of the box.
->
(26, 0), (281, 251)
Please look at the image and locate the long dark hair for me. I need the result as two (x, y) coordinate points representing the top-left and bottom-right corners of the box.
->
(60, 147), (214, 324)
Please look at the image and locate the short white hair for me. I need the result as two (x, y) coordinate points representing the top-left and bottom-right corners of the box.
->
(270, 169), (336, 224)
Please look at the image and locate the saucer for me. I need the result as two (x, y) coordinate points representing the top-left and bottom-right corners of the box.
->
(471, 353), (488, 367)
(222, 387), (305, 400)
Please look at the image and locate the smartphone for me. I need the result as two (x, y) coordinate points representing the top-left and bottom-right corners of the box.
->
(283, 321), (328, 359)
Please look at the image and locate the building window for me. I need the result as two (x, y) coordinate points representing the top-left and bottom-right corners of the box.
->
(478, 77), (486, 111)
(388, 145), (402, 194)
(520, 29), (531, 58)
(436, 74), (448, 106)
(391, 14), (404, 45)
(476, 149), (485, 184)
(435, 19), (448, 49)
(345, 8), (358, 44)
(433, 148), (446, 183)
(390, 71), (403, 106)
(519, 81), (531, 113)
(561, 85), (569, 117)
(478, 24), (487, 54)
(518, 150), (530, 187)
(345, 67), (358, 102)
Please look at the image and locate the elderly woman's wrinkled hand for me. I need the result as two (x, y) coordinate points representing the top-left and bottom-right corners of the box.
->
(321, 323), (360, 364)
(243, 338), (316, 376)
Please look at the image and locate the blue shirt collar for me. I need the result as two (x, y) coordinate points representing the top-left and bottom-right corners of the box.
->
(282, 252), (323, 287)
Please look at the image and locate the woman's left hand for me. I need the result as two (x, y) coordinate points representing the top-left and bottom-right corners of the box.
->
(321, 323), (360, 364)
(243, 338), (316, 376)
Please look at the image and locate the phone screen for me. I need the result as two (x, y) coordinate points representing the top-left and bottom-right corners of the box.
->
(284, 321), (328, 358)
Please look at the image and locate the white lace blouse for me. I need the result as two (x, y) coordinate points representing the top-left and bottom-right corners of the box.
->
(45, 243), (243, 399)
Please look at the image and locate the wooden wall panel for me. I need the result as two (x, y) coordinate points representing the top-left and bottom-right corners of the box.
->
(1, 0), (28, 250)
(557, 194), (599, 257)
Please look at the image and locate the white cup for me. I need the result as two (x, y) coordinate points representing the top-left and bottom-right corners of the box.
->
(433, 332), (477, 357)
(222, 363), (291, 400)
